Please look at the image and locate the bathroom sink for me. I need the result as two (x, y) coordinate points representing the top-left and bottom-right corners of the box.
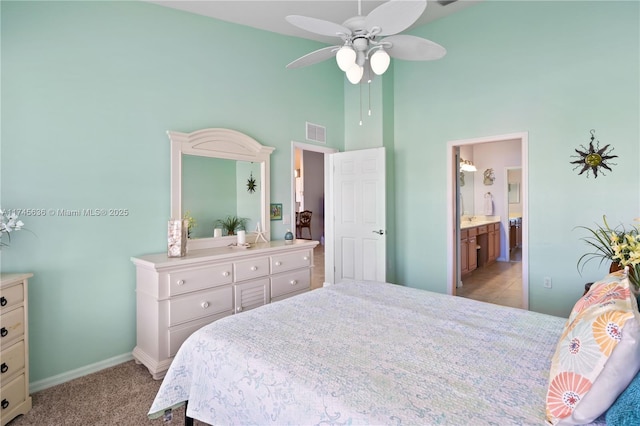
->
(460, 219), (499, 229)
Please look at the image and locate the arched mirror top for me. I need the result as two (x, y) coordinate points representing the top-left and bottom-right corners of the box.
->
(169, 128), (275, 250)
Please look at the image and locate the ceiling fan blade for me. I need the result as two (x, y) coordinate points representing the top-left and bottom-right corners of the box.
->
(365, 0), (427, 36)
(383, 34), (446, 61)
(286, 46), (339, 69)
(286, 15), (351, 38)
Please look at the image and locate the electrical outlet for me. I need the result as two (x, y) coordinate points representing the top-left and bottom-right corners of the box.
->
(543, 276), (552, 288)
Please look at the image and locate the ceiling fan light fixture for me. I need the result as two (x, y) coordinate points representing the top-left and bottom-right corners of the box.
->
(346, 64), (364, 84)
(370, 49), (390, 75)
(336, 45), (356, 71)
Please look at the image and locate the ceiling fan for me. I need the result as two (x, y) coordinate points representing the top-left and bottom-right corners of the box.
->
(285, 0), (447, 84)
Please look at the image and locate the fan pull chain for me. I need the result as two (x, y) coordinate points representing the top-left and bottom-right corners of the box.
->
(359, 82), (363, 126)
(368, 81), (372, 116)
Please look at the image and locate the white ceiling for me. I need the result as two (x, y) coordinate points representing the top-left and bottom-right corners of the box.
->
(146, 0), (482, 44)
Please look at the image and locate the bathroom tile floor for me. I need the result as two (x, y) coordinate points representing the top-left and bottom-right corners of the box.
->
(457, 249), (523, 309)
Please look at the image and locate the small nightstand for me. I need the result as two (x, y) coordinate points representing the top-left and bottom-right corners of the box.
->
(0, 273), (32, 426)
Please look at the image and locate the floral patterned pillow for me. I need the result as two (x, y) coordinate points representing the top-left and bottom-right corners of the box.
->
(546, 273), (640, 425)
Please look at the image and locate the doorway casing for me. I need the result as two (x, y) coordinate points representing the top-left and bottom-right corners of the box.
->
(291, 141), (338, 288)
(446, 132), (529, 309)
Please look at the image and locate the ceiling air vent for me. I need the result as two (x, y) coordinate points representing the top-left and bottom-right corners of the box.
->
(306, 122), (326, 144)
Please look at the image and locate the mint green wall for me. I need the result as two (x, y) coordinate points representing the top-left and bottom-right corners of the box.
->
(392, 1), (639, 316)
(1, 1), (344, 383)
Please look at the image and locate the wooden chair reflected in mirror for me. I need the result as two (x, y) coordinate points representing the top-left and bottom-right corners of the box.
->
(296, 210), (312, 239)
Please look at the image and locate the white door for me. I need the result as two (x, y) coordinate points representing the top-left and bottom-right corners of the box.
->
(330, 147), (386, 283)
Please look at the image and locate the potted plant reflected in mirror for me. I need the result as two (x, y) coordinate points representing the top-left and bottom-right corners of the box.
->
(214, 215), (248, 236)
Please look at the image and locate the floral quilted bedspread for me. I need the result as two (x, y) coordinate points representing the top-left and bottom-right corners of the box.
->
(149, 281), (573, 425)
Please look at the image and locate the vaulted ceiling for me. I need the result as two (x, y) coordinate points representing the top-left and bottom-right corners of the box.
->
(146, 0), (482, 44)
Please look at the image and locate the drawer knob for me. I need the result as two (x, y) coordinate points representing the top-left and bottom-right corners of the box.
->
(201, 301), (209, 309)
(275, 261), (282, 266)
(0, 363), (7, 374)
(236, 306), (242, 313)
(177, 279), (185, 286)
(250, 266), (258, 271)
(0, 296), (6, 307)
(1, 399), (8, 410)
(290, 280), (298, 286)
(0, 327), (7, 338)
(222, 271), (230, 277)
(303, 256), (309, 261)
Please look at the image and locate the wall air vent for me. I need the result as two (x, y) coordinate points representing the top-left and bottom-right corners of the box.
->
(305, 122), (326, 144)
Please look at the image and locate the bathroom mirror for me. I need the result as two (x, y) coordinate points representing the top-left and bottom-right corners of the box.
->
(169, 128), (275, 250)
(459, 170), (475, 215)
(508, 183), (520, 204)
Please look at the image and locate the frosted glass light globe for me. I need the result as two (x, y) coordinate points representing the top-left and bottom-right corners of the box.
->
(370, 49), (390, 75)
(346, 64), (364, 84)
(336, 46), (356, 72)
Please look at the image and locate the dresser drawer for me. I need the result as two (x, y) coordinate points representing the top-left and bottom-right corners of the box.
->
(234, 257), (270, 282)
(0, 283), (24, 314)
(467, 227), (478, 237)
(0, 373), (26, 416)
(168, 312), (229, 358)
(168, 286), (233, 326)
(271, 250), (312, 274)
(477, 225), (488, 234)
(271, 269), (311, 299)
(168, 264), (233, 296)
(0, 308), (24, 349)
(0, 341), (25, 383)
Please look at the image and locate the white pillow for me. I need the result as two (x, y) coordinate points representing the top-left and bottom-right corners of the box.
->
(546, 273), (640, 425)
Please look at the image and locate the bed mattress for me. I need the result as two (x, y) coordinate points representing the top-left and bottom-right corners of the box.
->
(149, 280), (572, 425)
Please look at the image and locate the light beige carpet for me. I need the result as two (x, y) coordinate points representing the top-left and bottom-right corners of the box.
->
(8, 360), (208, 426)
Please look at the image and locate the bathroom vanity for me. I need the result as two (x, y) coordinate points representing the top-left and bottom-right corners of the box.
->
(460, 219), (501, 275)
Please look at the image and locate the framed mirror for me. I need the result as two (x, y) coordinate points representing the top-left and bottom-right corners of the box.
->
(169, 128), (275, 250)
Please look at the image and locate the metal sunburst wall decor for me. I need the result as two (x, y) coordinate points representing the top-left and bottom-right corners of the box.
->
(570, 129), (618, 178)
(246, 172), (257, 193)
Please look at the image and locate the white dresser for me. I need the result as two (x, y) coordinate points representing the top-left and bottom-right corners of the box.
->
(131, 240), (318, 379)
(0, 273), (32, 426)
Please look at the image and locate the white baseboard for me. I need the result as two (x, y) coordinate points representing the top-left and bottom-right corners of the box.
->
(29, 352), (133, 393)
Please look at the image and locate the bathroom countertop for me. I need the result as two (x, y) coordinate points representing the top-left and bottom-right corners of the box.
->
(460, 218), (501, 230)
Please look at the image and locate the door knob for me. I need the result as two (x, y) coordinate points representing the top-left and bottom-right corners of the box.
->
(372, 230), (385, 235)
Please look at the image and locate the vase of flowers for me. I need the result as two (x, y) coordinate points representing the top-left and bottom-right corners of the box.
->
(0, 209), (25, 247)
(183, 210), (197, 238)
(577, 215), (640, 291)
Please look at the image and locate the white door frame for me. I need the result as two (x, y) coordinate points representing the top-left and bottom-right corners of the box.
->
(446, 132), (529, 309)
(505, 166), (522, 262)
(290, 142), (338, 287)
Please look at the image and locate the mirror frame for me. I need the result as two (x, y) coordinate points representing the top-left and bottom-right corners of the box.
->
(168, 128), (275, 250)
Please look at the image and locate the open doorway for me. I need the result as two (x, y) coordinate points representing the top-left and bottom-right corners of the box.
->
(291, 142), (338, 289)
(446, 132), (529, 310)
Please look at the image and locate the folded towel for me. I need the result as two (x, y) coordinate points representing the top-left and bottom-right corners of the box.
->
(483, 193), (493, 215)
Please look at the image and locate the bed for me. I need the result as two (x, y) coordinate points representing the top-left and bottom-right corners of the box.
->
(148, 278), (639, 425)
